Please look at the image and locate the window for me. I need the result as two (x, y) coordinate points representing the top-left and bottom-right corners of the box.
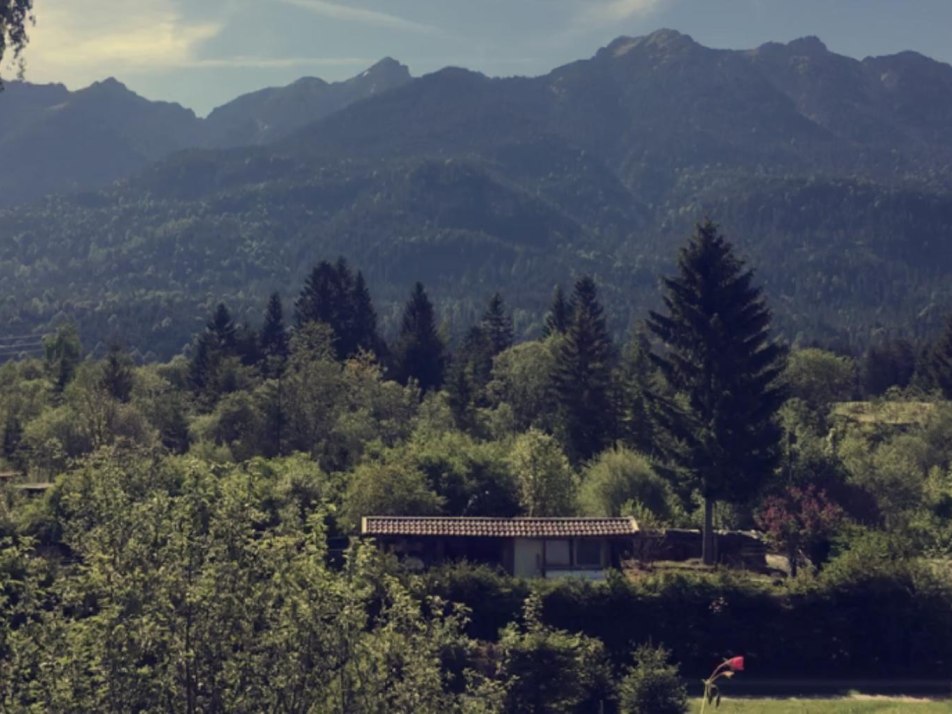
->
(545, 540), (571, 566)
(575, 540), (602, 568)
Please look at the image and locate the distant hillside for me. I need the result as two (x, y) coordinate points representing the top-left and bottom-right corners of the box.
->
(203, 57), (412, 148)
(1, 30), (952, 357)
(0, 79), (202, 206)
(0, 59), (413, 206)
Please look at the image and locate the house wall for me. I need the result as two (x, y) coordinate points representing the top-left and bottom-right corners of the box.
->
(513, 538), (543, 578)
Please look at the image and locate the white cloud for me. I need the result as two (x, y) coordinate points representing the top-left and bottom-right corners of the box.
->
(20, 1), (374, 88)
(24, 0), (222, 84)
(278, 0), (442, 35)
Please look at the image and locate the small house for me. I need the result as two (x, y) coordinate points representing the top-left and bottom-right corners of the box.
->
(361, 516), (639, 579)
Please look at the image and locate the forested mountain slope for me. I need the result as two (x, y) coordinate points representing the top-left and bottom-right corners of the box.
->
(0, 59), (412, 206)
(2, 30), (952, 356)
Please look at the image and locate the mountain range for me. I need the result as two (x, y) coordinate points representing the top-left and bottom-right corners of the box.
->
(1, 29), (952, 357)
(0, 57), (412, 206)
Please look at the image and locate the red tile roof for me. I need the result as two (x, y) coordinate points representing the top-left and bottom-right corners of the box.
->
(361, 516), (639, 538)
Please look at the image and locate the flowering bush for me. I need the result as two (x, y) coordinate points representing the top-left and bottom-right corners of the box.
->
(756, 484), (844, 576)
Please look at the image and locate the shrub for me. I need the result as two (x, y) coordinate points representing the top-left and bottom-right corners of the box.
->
(618, 644), (688, 714)
(497, 593), (612, 713)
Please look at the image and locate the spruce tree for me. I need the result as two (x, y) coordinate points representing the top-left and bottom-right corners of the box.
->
(394, 282), (446, 393)
(294, 259), (355, 359)
(552, 276), (616, 463)
(615, 331), (656, 455)
(259, 292), (290, 376)
(481, 292), (514, 355)
(101, 342), (135, 403)
(208, 303), (236, 353)
(446, 325), (494, 428)
(647, 221), (785, 564)
(542, 285), (571, 337)
(350, 270), (383, 357)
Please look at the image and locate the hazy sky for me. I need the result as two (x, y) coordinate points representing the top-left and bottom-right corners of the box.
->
(14, 0), (952, 116)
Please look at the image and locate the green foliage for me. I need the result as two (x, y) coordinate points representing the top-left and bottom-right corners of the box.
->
(498, 593), (612, 713)
(342, 458), (444, 530)
(258, 291), (289, 376)
(860, 338), (916, 397)
(393, 429), (520, 517)
(617, 644), (688, 714)
(43, 324), (82, 394)
(579, 445), (672, 520)
(486, 338), (560, 433)
(0, 0), (32, 85)
(507, 429), (578, 516)
(0, 453), (485, 712)
(784, 348), (855, 413)
(295, 259), (383, 360)
(394, 282), (446, 394)
(649, 221), (786, 504)
(551, 276), (617, 462)
(542, 285), (571, 338)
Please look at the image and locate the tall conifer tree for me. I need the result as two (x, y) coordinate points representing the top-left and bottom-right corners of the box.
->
(350, 270), (383, 357)
(542, 285), (571, 337)
(552, 276), (616, 462)
(259, 292), (289, 376)
(481, 292), (514, 355)
(647, 221), (785, 564)
(295, 259), (355, 359)
(394, 282), (445, 393)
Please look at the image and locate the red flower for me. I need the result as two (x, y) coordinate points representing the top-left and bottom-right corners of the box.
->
(727, 656), (745, 672)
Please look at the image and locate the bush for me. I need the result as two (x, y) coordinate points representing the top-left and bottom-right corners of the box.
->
(498, 593), (612, 713)
(579, 445), (672, 520)
(618, 644), (688, 714)
(424, 561), (952, 679)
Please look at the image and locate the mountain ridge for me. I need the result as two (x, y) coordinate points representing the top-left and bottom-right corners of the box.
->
(2, 30), (952, 356)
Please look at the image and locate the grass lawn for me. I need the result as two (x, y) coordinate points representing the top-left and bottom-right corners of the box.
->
(690, 697), (951, 713)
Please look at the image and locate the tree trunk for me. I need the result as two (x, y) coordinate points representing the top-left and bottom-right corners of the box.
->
(788, 542), (799, 578)
(702, 496), (716, 566)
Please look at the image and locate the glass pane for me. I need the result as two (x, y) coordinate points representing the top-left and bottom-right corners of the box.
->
(545, 540), (570, 566)
(575, 540), (602, 567)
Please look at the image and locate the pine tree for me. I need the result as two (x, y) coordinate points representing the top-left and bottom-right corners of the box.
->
(615, 331), (656, 454)
(394, 282), (446, 393)
(2, 412), (23, 471)
(189, 303), (241, 404)
(294, 259), (355, 359)
(446, 325), (494, 428)
(542, 285), (571, 337)
(44, 324), (82, 394)
(259, 292), (290, 376)
(350, 270), (383, 357)
(647, 221), (785, 565)
(101, 342), (135, 403)
(208, 303), (236, 353)
(481, 292), (513, 355)
(862, 337), (916, 397)
(551, 276), (616, 463)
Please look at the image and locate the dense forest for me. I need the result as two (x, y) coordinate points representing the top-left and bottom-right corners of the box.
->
(3, 31), (952, 356)
(4, 224), (952, 710)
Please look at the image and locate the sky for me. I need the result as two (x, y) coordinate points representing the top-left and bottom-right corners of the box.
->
(11, 0), (952, 116)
